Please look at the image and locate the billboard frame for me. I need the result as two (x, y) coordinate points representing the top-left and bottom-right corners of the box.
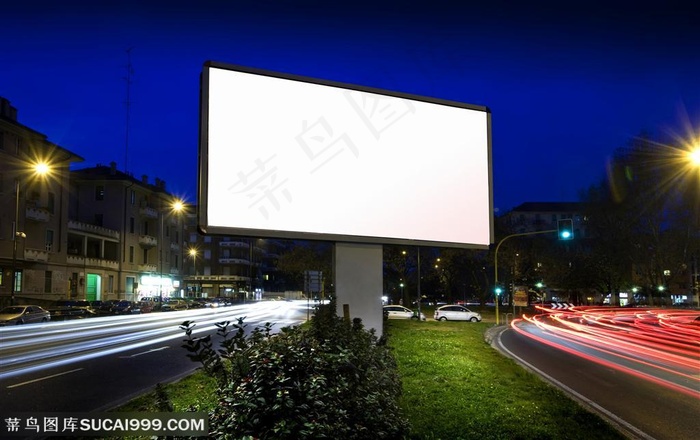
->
(198, 61), (494, 249)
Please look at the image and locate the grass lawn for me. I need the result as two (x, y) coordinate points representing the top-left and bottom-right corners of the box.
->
(386, 307), (624, 439)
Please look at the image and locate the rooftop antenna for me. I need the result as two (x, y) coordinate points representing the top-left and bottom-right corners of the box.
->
(124, 46), (134, 174)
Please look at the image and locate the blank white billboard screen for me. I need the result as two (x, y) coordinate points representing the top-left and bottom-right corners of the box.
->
(200, 63), (493, 248)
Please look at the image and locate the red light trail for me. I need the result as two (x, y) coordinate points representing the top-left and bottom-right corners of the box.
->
(511, 307), (700, 398)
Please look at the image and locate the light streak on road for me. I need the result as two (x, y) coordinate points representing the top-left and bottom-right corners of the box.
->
(511, 307), (700, 398)
(0, 300), (311, 381)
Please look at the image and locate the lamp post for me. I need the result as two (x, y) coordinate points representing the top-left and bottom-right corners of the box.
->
(11, 179), (25, 306)
(689, 146), (700, 306)
(159, 198), (185, 304)
(10, 163), (49, 306)
(494, 229), (557, 325)
(188, 248), (198, 297)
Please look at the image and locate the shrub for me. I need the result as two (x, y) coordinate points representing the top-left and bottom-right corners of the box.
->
(180, 299), (410, 439)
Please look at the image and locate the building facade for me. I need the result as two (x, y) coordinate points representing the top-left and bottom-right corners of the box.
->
(0, 97), (83, 307)
(1, 97), (291, 308)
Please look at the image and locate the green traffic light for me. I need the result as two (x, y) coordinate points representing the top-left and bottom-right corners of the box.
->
(557, 219), (574, 241)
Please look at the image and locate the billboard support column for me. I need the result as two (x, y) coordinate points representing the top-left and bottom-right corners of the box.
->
(334, 243), (383, 338)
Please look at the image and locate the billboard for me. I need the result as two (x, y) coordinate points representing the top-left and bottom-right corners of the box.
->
(199, 61), (493, 248)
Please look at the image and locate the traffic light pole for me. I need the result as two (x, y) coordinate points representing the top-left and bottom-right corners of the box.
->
(494, 229), (556, 325)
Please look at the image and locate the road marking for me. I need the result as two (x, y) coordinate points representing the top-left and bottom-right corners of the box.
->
(493, 326), (657, 440)
(119, 346), (170, 358)
(7, 368), (84, 389)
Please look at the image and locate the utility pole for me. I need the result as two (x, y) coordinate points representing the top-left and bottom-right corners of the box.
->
(494, 229), (556, 325)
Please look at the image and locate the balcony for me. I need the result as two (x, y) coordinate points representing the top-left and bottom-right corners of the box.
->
(140, 206), (159, 219)
(25, 205), (50, 222)
(139, 235), (157, 248)
(170, 242), (181, 251)
(68, 220), (120, 239)
(219, 258), (250, 265)
(219, 241), (249, 248)
(139, 264), (157, 273)
(24, 248), (49, 262)
(67, 255), (118, 270)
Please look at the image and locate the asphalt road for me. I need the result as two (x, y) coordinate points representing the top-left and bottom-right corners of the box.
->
(0, 301), (310, 414)
(492, 323), (700, 440)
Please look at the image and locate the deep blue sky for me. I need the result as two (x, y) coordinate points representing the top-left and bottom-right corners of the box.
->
(2, 1), (698, 213)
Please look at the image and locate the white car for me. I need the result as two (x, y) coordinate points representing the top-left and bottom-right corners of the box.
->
(383, 305), (426, 321)
(434, 305), (482, 322)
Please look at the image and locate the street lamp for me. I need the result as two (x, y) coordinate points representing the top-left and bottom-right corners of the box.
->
(689, 147), (700, 167)
(11, 162), (50, 306)
(687, 145), (700, 306)
(159, 198), (185, 304)
(188, 247), (198, 297)
(188, 248), (198, 275)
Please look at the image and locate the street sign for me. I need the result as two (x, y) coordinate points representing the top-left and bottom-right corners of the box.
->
(514, 286), (529, 307)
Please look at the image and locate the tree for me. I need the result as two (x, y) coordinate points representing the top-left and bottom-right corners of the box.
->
(581, 134), (698, 305)
(276, 241), (333, 294)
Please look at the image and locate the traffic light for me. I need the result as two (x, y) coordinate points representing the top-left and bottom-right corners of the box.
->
(494, 286), (503, 296)
(557, 219), (574, 240)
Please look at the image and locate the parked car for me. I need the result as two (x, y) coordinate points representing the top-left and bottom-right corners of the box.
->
(434, 305), (482, 322)
(111, 300), (141, 314)
(47, 300), (96, 319)
(383, 305), (426, 321)
(161, 299), (188, 311)
(138, 300), (155, 313)
(186, 298), (208, 309)
(93, 299), (120, 314)
(0, 305), (51, 326)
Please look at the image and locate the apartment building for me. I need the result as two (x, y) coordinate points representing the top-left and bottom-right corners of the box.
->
(0, 97), (84, 307)
(503, 201), (588, 238)
(1, 97), (288, 308)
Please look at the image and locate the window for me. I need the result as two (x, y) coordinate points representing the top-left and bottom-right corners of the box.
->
(48, 192), (56, 214)
(143, 248), (148, 264)
(129, 246), (134, 263)
(130, 190), (136, 205)
(44, 271), (52, 293)
(0, 130), (4, 150)
(129, 217), (135, 233)
(108, 275), (114, 293)
(45, 229), (54, 252)
(95, 214), (103, 226)
(95, 185), (104, 201)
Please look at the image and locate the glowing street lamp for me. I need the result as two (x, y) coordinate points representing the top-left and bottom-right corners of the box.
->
(159, 198), (185, 304)
(188, 248), (198, 275)
(689, 147), (700, 167)
(11, 161), (50, 305)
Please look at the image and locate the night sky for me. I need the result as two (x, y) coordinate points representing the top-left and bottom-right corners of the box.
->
(2, 0), (698, 213)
